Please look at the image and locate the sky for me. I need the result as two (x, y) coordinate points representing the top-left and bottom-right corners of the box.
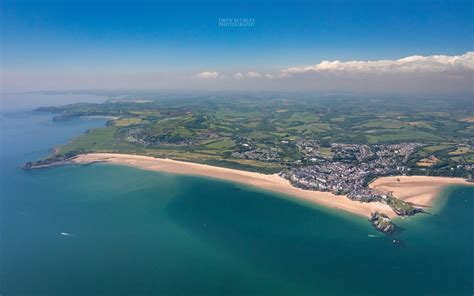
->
(1, 0), (473, 94)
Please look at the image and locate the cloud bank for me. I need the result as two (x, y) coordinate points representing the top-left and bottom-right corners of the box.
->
(215, 52), (473, 94)
(3, 52), (473, 95)
(281, 52), (474, 75)
(217, 52), (473, 79)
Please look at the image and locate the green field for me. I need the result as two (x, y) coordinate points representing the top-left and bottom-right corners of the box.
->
(34, 95), (473, 173)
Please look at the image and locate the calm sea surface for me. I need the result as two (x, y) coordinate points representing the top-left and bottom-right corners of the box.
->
(1, 110), (473, 295)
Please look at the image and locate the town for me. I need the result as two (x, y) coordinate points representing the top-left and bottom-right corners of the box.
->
(281, 142), (421, 203)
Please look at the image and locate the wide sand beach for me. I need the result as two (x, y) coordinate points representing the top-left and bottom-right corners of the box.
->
(369, 176), (470, 208)
(72, 153), (471, 218)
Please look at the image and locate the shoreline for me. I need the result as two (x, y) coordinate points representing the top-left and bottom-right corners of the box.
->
(64, 153), (472, 218)
(369, 175), (470, 209)
(70, 153), (395, 218)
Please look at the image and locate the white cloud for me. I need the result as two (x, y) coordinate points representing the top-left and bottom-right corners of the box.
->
(245, 71), (262, 78)
(4, 53), (472, 95)
(233, 72), (244, 79)
(196, 71), (219, 79)
(281, 52), (474, 76)
(231, 71), (262, 79)
(197, 52), (473, 84)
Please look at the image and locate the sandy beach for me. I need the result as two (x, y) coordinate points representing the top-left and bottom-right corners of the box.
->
(370, 176), (470, 208)
(72, 153), (397, 217)
(71, 153), (471, 218)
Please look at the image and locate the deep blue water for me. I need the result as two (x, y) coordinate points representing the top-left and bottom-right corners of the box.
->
(1, 110), (473, 295)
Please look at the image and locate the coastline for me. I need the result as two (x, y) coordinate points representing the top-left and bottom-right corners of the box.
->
(65, 152), (471, 218)
(70, 153), (396, 218)
(27, 152), (472, 219)
(369, 176), (470, 209)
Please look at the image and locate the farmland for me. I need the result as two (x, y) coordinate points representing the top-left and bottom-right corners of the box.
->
(34, 94), (473, 176)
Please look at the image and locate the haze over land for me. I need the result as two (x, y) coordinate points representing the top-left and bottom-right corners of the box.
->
(1, 1), (473, 95)
(3, 52), (474, 94)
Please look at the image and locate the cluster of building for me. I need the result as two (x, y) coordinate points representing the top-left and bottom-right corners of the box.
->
(281, 142), (422, 202)
(124, 128), (149, 145)
(294, 139), (329, 160)
(331, 143), (374, 161)
(123, 127), (218, 147)
(231, 146), (281, 161)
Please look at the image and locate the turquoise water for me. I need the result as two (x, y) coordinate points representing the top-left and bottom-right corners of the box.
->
(1, 110), (473, 295)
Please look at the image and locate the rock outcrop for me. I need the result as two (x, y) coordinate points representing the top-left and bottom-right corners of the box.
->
(369, 212), (396, 234)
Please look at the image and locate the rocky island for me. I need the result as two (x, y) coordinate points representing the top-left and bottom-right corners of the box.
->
(370, 212), (396, 234)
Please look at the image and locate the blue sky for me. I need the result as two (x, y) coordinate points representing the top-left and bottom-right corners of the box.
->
(1, 0), (472, 92)
(2, 0), (472, 70)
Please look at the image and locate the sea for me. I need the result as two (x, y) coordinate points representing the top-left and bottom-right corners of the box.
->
(1, 97), (473, 295)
